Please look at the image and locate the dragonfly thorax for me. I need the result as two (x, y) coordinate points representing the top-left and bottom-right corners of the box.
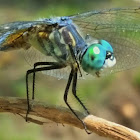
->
(36, 24), (87, 64)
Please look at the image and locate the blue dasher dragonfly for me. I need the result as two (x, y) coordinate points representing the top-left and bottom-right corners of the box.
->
(0, 7), (140, 133)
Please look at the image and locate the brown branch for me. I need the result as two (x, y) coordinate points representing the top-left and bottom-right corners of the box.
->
(0, 96), (140, 140)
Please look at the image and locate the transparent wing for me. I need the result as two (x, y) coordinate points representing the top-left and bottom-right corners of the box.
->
(23, 46), (72, 79)
(23, 46), (92, 80)
(71, 7), (140, 75)
(0, 20), (74, 80)
(0, 20), (51, 34)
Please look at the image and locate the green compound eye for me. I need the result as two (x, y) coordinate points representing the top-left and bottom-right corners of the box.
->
(81, 44), (106, 74)
(81, 40), (116, 76)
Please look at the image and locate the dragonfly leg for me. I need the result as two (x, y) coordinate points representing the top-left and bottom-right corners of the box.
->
(72, 68), (90, 115)
(26, 64), (64, 122)
(68, 44), (82, 77)
(26, 70), (31, 121)
(64, 68), (90, 134)
(32, 62), (60, 100)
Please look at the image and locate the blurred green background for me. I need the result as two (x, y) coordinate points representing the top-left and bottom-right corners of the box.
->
(0, 0), (140, 140)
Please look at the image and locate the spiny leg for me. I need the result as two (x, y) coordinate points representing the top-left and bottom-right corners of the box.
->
(26, 64), (64, 121)
(68, 44), (82, 77)
(72, 68), (91, 134)
(72, 68), (90, 115)
(64, 68), (90, 134)
(32, 62), (61, 100)
(33, 34), (60, 99)
(26, 71), (30, 121)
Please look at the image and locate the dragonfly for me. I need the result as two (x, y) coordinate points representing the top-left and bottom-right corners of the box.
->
(0, 7), (140, 133)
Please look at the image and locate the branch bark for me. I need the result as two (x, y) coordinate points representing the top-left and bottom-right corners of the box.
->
(0, 96), (140, 140)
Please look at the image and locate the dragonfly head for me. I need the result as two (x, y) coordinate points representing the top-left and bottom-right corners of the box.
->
(81, 40), (116, 75)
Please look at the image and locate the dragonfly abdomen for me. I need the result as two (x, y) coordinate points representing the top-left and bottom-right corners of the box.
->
(0, 30), (31, 51)
(0, 24), (55, 52)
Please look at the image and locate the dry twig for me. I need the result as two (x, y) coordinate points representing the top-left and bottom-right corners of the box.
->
(0, 96), (140, 140)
